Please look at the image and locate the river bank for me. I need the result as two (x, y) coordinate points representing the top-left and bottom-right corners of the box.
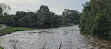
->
(84, 35), (111, 49)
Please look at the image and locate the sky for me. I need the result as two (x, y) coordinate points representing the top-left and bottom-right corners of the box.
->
(0, 0), (90, 15)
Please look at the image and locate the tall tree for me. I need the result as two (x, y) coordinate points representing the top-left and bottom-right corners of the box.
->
(62, 9), (80, 25)
(80, 0), (111, 39)
(0, 3), (11, 23)
(37, 5), (58, 28)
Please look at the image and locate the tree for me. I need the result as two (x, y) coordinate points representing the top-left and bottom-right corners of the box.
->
(18, 12), (37, 27)
(1, 4), (80, 29)
(37, 5), (60, 28)
(80, 0), (111, 40)
(0, 3), (11, 23)
(2, 14), (16, 26)
(0, 3), (11, 15)
(15, 11), (27, 26)
(62, 9), (80, 25)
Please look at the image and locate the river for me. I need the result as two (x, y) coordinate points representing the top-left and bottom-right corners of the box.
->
(0, 25), (111, 49)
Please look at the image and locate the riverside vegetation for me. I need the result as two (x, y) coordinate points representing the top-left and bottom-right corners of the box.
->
(0, 3), (80, 29)
(0, 46), (3, 49)
(80, 0), (111, 40)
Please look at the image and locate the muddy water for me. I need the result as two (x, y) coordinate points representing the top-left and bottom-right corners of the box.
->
(0, 25), (110, 49)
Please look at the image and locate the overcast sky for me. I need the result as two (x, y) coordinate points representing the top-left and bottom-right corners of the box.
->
(0, 0), (90, 15)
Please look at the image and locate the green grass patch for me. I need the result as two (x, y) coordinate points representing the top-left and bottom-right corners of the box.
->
(0, 26), (36, 34)
(0, 25), (2, 28)
(0, 46), (3, 49)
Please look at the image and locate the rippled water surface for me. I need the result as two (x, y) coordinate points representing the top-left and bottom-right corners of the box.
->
(0, 25), (110, 49)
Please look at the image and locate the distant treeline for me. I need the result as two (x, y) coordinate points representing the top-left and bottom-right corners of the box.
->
(80, 0), (111, 40)
(0, 3), (80, 28)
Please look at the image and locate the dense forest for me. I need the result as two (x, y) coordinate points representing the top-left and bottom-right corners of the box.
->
(0, 3), (80, 28)
(80, 0), (111, 40)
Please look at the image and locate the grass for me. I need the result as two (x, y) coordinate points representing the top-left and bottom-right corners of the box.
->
(0, 26), (36, 35)
(0, 46), (3, 49)
(0, 25), (2, 28)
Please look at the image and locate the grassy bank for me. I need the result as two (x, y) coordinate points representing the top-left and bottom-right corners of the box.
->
(0, 46), (3, 49)
(0, 26), (36, 36)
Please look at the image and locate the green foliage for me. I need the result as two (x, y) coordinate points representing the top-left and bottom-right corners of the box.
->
(0, 3), (11, 24)
(18, 12), (37, 27)
(80, 0), (111, 40)
(2, 15), (16, 26)
(0, 4), (80, 29)
(62, 9), (80, 25)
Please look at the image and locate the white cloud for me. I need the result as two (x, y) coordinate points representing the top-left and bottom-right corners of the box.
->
(0, 0), (90, 15)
